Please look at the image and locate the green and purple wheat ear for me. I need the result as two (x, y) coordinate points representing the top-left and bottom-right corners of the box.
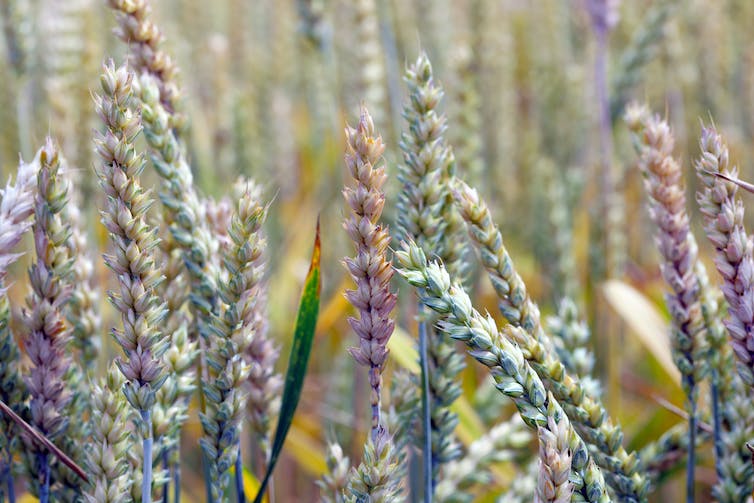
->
(347, 427), (404, 502)
(342, 105), (396, 440)
(0, 151), (40, 288)
(137, 71), (221, 343)
(396, 52), (465, 279)
(223, 179), (280, 450)
(200, 179), (270, 500)
(21, 138), (75, 497)
(84, 362), (133, 503)
(694, 124), (754, 500)
(627, 105), (708, 392)
(397, 51), (467, 484)
(94, 60), (168, 411)
(695, 124), (754, 387)
(627, 106), (711, 498)
(317, 441), (351, 503)
(107, 0), (183, 130)
(0, 150), (39, 499)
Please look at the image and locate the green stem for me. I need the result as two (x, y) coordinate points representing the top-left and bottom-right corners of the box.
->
(162, 448), (169, 503)
(202, 451), (212, 503)
(686, 393), (696, 503)
(5, 464), (16, 503)
(710, 373), (724, 482)
(173, 460), (181, 503)
(418, 308), (432, 503)
(2, 460), (15, 503)
(142, 409), (153, 503)
(38, 453), (49, 503)
(235, 441), (246, 503)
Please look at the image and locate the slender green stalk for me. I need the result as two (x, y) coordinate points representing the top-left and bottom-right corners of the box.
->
(686, 409), (696, 502)
(418, 316), (432, 503)
(174, 464), (181, 503)
(161, 451), (169, 503)
(235, 454), (245, 503)
(710, 378), (723, 480)
(698, 272), (726, 482)
(4, 463), (15, 503)
(40, 455), (49, 503)
(142, 410), (153, 503)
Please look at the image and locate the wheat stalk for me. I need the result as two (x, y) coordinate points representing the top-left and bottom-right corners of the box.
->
(395, 243), (609, 503)
(452, 179), (646, 501)
(94, 61), (168, 503)
(396, 52), (467, 493)
(21, 138), (75, 502)
(343, 105), (396, 440)
(627, 105), (710, 500)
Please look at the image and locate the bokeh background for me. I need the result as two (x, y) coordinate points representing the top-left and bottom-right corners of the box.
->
(2, 0), (754, 500)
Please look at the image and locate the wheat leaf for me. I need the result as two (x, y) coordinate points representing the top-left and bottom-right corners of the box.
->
(253, 218), (321, 503)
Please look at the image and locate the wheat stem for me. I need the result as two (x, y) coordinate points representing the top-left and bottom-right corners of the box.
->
(418, 315), (432, 502)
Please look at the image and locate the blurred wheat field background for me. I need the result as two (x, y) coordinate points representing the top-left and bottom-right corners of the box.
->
(2, 0), (754, 501)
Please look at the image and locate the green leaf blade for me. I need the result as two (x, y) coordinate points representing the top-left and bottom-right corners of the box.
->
(253, 218), (321, 503)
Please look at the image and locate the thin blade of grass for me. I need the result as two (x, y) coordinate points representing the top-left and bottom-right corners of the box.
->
(0, 399), (88, 483)
(253, 218), (322, 503)
(418, 315), (432, 502)
(704, 170), (754, 194)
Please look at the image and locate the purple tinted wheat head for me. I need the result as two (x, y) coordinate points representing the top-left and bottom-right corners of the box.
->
(696, 124), (754, 387)
(343, 105), (396, 441)
(21, 138), (74, 497)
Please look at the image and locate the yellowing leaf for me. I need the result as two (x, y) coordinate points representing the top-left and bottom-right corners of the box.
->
(602, 280), (681, 386)
(450, 394), (485, 444)
(387, 327), (420, 373)
(285, 424), (327, 475)
(241, 467), (266, 503)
